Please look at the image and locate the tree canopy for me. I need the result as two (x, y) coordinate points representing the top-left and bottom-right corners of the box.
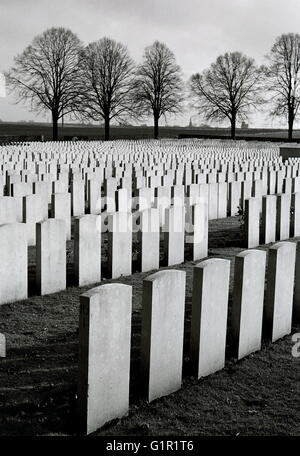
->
(133, 41), (183, 139)
(6, 27), (82, 140)
(264, 33), (300, 140)
(77, 37), (135, 140)
(190, 52), (263, 139)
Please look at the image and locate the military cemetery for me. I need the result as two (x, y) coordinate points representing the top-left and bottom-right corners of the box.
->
(0, 136), (298, 437)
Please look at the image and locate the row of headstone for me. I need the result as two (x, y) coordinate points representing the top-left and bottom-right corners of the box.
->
(0, 191), (69, 245)
(0, 219), (67, 305)
(77, 241), (299, 434)
(2, 139), (300, 259)
(2, 191), (300, 305)
(244, 192), (300, 248)
(0, 140), (297, 229)
(0, 204), (208, 304)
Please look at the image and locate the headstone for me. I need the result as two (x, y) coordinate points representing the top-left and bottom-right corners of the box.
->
(208, 183), (218, 220)
(252, 180), (263, 212)
(244, 198), (260, 248)
(241, 181), (252, 210)
(217, 182), (227, 218)
(23, 194), (48, 245)
(262, 195), (276, 244)
(276, 194), (291, 240)
(186, 202), (208, 261)
(0, 223), (27, 305)
(228, 181), (241, 216)
(140, 270), (186, 402)
(268, 170), (276, 194)
(0, 333), (5, 357)
(164, 205), (185, 266)
(108, 212), (132, 278)
(87, 179), (101, 215)
(137, 208), (160, 272)
(51, 193), (71, 240)
(172, 185), (185, 207)
(291, 192), (300, 237)
(265, 241), (296, 342)
(36, 219), (66, 295)
(231, 249), (266, 359)
(136, 188), (152, 211)
(293, 240), (300, 323)
(283, 177), (293, 194)
(0, 196), (22, 223)
(77, 283), (132, 435)
(71, 180), (85, 217)
(74, 215), (101, 286)
(154, 186), (171, 227)
(190, 258), (230, 378)
(116, 188), (131, 213)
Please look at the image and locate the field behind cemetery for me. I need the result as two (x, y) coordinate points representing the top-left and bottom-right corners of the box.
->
(2, 122), (300, 142)
(0, 216), (299, 436)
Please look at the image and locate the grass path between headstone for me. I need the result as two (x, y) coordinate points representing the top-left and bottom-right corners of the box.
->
(0, 216), (299, 436)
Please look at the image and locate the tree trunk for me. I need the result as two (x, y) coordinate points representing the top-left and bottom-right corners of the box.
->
(288, 110), (294, 140)
(52, 111), (59, 141)
(230, 115), (236, 140)
(154, 115), (159, 139)
(104, 116), (110, 141)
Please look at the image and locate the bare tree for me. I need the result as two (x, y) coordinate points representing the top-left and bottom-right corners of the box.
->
(190, 52), (263, 139)
(133, 41), (183, 139)
(264, 33), (300, 140)
(6, 27), (82, 140)
(77, 38), (135, 140)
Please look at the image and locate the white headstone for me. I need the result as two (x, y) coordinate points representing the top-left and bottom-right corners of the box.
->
(140, 270), (186, 402)
(77, 283), (132, 435)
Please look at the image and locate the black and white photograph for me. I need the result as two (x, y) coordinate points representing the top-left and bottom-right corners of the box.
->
(0, 0), (299, 445)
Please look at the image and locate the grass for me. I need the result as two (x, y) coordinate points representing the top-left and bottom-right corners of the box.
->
(1, 122), (300, 141)
(0, 216), (299, 436)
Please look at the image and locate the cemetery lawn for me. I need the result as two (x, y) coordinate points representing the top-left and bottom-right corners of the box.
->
(0, 216), (299, 436)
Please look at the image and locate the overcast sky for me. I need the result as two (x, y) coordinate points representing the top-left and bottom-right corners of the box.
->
(0, 0), (299, 127)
